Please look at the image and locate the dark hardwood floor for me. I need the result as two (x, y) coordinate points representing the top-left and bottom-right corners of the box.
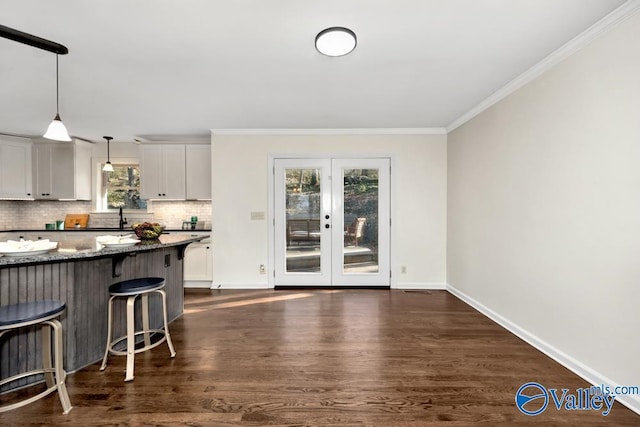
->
(1, 289), (638, 425)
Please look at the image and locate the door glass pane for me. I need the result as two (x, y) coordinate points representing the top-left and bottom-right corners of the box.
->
(343, 168), (379, 273)
(285, 168), (322, 272)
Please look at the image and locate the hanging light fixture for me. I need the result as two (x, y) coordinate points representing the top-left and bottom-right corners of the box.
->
(315, 27), (357, 57)
(43, 54), (72, 141)
(102, 136), (114, 172)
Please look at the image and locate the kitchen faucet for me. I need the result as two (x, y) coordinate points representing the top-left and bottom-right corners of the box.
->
(118, 207), (128, 231)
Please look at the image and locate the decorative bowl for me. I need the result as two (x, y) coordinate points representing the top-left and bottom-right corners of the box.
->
(131, 222), (165, 240)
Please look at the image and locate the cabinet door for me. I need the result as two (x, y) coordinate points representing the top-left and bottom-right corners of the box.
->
(51, 144), (74, 199)
(0, 139), (33, 199)
(186, 145), (211, 200)
(162, 145), (186, 199)
(33, 145), (54, 199)
(140, 145), (164, 199)
(74, 142), (92, 200)
(184, 242), (213, 281)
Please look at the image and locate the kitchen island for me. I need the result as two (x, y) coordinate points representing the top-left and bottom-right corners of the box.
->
(0, 234), (206, 392)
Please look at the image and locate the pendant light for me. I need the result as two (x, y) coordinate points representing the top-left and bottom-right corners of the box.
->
(43, 54), (72, 141)
(102, 136), (114, 172)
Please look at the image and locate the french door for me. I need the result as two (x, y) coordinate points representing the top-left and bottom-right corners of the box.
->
(274, 158), (390, 287)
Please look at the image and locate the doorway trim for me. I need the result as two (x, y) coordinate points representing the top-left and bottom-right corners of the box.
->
(267, 153), (396, 288)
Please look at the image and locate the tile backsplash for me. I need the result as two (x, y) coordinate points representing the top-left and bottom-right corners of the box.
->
(0, 200), (212, 230)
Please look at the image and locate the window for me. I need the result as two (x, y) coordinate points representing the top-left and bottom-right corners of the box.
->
(101, 164), (147, 210)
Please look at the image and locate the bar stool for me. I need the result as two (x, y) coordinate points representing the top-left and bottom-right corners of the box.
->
(100, 277), (176, 381)
(0, 300), (72, 414)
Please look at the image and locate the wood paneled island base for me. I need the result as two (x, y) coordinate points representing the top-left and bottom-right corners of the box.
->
(0, 234), (205, 393)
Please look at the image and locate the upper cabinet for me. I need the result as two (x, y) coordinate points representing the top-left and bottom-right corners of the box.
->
(140, 143), (211, 200)
(186, 144), (211, 200)
(0, 136), (33, 199)
(140, 144), (186, 199)
(33, 140), (92, 200)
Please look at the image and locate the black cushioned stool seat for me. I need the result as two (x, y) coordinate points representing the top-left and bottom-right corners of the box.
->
(0, 301), (72, 414)
(100, 277), (176, 381)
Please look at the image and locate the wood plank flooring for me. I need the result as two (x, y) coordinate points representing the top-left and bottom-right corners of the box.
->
(1, 289), (638, 425)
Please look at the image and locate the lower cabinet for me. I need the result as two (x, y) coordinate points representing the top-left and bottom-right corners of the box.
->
(184, 238), (213, 287)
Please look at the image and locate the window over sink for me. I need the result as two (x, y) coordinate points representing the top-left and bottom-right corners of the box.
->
(100, 163), (147, 211)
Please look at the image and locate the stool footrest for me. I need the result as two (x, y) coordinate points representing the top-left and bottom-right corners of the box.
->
(0, 381), (59, 413)
(105, 329), (172, 357)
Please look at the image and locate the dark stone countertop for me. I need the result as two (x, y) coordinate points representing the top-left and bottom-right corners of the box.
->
(0, 228), (211, 233)
(0, 234), (208, 267)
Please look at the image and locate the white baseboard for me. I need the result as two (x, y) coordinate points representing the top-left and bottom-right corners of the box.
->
(393, 282), (447, 290)
(184, 281), (213, 289)
(213, 282), (271, 289)
(446, 284), (640, 416)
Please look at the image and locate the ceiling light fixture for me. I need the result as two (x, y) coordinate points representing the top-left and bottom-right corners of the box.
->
(0, 25), (71, 141)
(315, 27), (357, 57)
(43, 54), (71, 141)
(102, 136), (114, 172)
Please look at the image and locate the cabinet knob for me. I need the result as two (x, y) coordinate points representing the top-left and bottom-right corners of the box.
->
(206, 246), (210, 249)
(27, 193), (31, 196)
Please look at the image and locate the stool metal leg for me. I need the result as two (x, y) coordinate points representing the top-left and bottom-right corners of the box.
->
(159, 289), (176, 358)
(125, 295), (137, 382)
(141, 293), (151, 347)
(100, 295), (116, 371)
(48, 319), (72, 414)
(42, 324), (55, 388)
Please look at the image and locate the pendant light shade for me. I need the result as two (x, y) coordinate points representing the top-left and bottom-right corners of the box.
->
(43, 54), (71, 141)
(102, 136), (114, 172)
(102, 162), (114, 173)
(43, 113), (71, 141)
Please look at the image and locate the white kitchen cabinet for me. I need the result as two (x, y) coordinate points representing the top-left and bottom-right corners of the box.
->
(185, 144), (211, 200)
(140, 144), (186, 199)
(184, 238), (213, 287)
(33, 140), (91, 200)
(0, 136), (33, 199)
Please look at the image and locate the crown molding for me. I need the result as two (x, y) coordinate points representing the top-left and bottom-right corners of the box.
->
(211, 128), (447, 136)
(446, 0), (640, 133)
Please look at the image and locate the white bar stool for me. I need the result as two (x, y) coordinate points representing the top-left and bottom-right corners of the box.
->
(100, 277), (176, 381)
(0, 300), (72, 414)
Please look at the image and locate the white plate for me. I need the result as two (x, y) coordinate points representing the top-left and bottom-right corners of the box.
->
(0, 240), (58, 257)
(101, 240), (139, 248)
(0, 248), (55, 257)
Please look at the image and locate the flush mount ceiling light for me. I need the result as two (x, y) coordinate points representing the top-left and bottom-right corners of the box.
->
(0, 25), (72, 142)
(315, 27), (357, 57)
(102, 136), (114, 172)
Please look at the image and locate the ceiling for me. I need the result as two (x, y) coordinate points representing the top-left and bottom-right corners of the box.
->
(0, 0), (630, 143)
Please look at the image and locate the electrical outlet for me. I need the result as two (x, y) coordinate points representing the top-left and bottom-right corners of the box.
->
(401, 266), (407, 274)
(259, 264), (266, 274)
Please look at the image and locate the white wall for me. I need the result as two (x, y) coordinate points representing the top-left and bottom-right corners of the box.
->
(211, 133), (447, 288)
(448, 11), (640, 412)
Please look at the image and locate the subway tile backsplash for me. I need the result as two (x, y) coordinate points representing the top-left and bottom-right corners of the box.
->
(0, 200), (211, 230)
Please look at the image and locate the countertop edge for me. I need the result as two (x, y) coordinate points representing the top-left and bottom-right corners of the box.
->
(0, 235), (208, 268)
(0, 228), (212, 233)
